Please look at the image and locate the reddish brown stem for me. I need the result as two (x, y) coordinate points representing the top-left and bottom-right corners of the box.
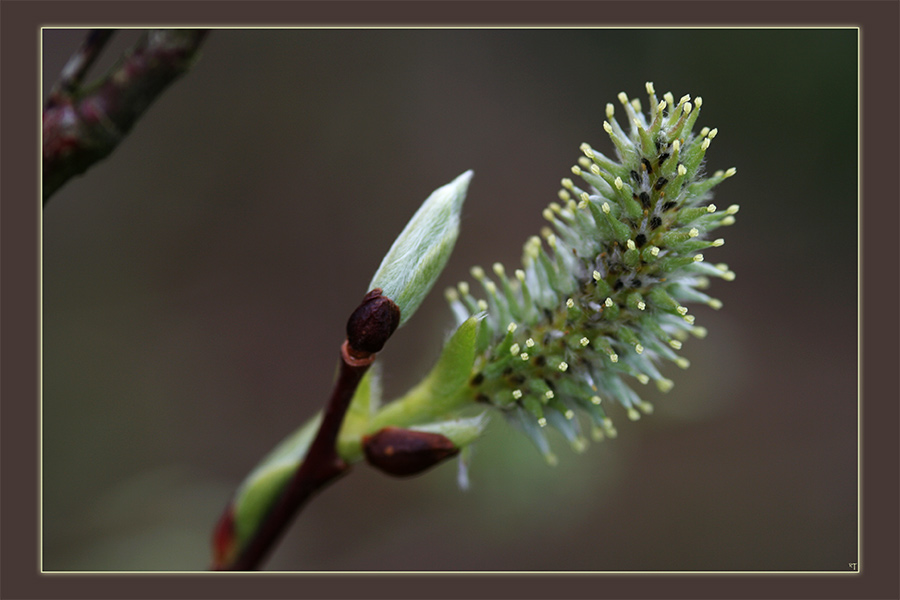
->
(217, 345), (372, 571)
(213, 290), (400, 571)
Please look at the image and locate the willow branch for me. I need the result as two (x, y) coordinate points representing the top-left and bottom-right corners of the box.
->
(42, 29), (209, 204)
(45, 29), (115, 106)
(212, 290), (401, 571)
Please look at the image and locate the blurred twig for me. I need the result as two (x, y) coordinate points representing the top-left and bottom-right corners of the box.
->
(42, 29), (209, 205)
(45, 29), (116, 104)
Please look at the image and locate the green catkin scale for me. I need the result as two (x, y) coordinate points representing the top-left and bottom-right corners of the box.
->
(446, 83), (737, 462)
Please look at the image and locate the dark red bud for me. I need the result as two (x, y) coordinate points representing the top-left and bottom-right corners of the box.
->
(363, 426), (460, 477)
(346, 288), (401, 356)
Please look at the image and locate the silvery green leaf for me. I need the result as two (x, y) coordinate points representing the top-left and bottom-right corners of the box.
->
(367, 315), (483, 429)
(370, 170), (473, 327)
(231, 411), (322, 546)
(232, 363), (386, 547)
(408, 413), (489, 449)
(337, 365), (381, 451)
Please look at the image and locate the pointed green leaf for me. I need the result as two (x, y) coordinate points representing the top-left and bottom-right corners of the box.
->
(230, 411), (321, 546)
(370, 170), (473, 327)
(369, 315), (482, 429)
(408, 413), (490, 449)
(337, 364), (382, 449)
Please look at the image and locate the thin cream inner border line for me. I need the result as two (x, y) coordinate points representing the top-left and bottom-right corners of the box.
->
(38, 25), (863, 575)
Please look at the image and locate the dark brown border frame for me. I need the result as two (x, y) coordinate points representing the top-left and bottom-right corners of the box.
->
(3, 1), (897, 598)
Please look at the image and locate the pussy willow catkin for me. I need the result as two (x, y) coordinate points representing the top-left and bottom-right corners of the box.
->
(446, 83), (737, 463)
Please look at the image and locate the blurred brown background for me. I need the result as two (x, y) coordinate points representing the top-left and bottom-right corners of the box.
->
(41, 28), (858, 571)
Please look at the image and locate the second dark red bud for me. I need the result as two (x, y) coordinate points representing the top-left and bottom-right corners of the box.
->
(362, 426), (460, 477)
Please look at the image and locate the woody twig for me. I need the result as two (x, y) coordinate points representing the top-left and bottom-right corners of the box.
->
(43, 29), (209, 204)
